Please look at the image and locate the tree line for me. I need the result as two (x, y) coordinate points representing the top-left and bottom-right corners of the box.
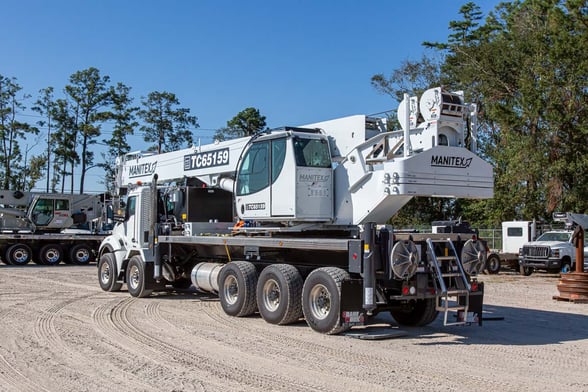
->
(372, 0), (588, 227)
(0, 68), (267, 194)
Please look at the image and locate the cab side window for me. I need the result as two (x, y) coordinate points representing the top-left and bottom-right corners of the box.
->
(126, 196), (136, 221)
(236, 141), (270, 196)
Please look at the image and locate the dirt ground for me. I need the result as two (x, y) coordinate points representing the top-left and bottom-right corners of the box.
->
(1, 265), (587, 392)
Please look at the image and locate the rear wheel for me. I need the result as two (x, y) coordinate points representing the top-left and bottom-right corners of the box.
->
(302, 267), (349, 335)
(218, 261), (258, 317)
(486, 254), (501, 274)
(390, 298), (438, 327)
(98, 253), (123, 292)
(126, 256), (152, 298)
(69, 244), (94, 265)
(5, 243), (32, 265)
(39, 244), (64, 265)
(257, 264), (303, 325)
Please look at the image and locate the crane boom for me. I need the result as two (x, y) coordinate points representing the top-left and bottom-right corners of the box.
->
(115, 136), (252, 192)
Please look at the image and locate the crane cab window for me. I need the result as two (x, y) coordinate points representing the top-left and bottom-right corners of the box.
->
(438, 134), (449, 146)
(293, 138), (331, 168)
(55, 199), (69, 211)
(237, 141), (270, 196)
(31, 198), (54, 226)
(271, 138), (286, 182)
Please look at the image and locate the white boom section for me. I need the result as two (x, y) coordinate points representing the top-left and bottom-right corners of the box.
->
(302, 87), (494, 225)
(116, 137), (252, 191)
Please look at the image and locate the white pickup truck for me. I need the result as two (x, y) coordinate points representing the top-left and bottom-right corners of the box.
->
(518, 212), (588, 276)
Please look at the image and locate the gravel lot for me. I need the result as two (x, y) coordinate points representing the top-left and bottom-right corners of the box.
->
(1, 264), (587, 392)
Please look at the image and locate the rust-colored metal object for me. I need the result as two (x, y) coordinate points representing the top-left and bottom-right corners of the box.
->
(554, 226), (588, 303)
(555, 273), (588, 302)
(574, 225), (584, 273)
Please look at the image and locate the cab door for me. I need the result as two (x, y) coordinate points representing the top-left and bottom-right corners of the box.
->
(235, 140), (271, 219)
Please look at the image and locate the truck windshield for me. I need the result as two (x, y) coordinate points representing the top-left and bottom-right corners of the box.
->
(293, 137), (331, 168)
(536, 232), (571, 242)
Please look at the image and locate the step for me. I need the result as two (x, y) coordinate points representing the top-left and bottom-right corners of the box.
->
(445, 289), (469, 296)
(441, 272), (463, 278)
(436, 305), (466, 312)
(435, 256), (457, 262)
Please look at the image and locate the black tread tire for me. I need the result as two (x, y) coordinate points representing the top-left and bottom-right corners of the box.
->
(390, 298), (438, 327)
(69, 244), (95, 265)
(218, 261), (258, 317)
(520, 265), (533, 276)
(39, 244), (64, 266)
(486, 254), (501, 274)
(126, 255), (153, 298)
(98, 253), (123, 292)
(561, 259), (572, 274)
(0, 247), (11, 265)
(256, 264), (303, 325)
(5, 243), (33, 265)
(302, 267), (349, 335)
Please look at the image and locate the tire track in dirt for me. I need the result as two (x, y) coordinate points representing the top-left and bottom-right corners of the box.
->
(0, 296), (68, 392)
(31, 293), (156, 392)
(0, 352), (50, 392)
(93, 296), (331, 392)
(174, 299), (525, 391)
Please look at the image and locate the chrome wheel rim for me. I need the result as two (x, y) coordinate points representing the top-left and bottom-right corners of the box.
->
(100, 262), (111, 285)
(309, 284), (330, 320)
(128, 265), (140, 290)
(262, 278), (280, 312)
(223, 275), (239, 305)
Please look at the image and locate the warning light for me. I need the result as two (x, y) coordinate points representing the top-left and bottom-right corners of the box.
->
(471, 282), (479, 291)
(136, 181), (143, 186)
(402, 286), (410, 295)
(352, 253), (358, 260)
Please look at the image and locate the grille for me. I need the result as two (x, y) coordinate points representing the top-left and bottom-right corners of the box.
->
(522, 246), (550, 258)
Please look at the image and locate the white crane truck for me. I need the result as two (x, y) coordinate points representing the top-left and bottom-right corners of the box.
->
(97, 87), (494, 334)
(0, 191), (111, 265)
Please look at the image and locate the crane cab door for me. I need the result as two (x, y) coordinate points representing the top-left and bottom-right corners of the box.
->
(235, 139), (273, 219)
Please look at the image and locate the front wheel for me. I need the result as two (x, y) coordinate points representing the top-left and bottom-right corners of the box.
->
(126, 256), (152, 298)
(561, 260), (572, 274)
(256, 264), (303, 325)
(98, 253), (123, 292)
(520, 265), (533, 276)
(390, 298), (438, 327)
(302, 267), (349, 335)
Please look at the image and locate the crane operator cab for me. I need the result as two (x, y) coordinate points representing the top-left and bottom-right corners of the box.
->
(234, 128), (334, 223)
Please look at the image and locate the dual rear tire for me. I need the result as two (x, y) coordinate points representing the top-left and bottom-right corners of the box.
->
(217, 261), (349, 334)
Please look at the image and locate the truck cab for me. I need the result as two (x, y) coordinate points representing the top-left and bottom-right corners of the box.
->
(519, 230), (576, 275)
(518, 213), (588, 275)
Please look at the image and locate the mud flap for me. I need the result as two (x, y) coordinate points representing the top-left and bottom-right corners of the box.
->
(143, 261), (157, 290)
(459, 281), (484, 326)
(340, 279), (365, 328)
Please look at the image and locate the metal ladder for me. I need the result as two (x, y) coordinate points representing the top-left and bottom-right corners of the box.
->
(426, 238), (471, 326)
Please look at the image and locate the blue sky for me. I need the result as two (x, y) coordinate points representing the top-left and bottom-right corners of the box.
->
(2, 0), (502, 192)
